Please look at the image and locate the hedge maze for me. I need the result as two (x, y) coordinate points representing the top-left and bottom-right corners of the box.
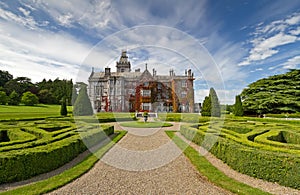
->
(0, 117), (114, 184)
(180, 117), (300, 189)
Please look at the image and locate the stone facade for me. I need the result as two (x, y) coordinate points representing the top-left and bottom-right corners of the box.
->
(88, 51), (195, 113)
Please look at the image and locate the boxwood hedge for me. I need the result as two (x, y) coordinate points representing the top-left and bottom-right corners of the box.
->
(180, 125), (300, 189)
(0, 124), (114, 184)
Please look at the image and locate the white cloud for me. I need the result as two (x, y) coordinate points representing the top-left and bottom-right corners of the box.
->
(195, 89), (242, 105)
(280, 55), (300, 69)
(0, 19), (108, 82)
(239, 12), (300, 66)
(18, 7), (30, 17)
(285, 14), (300, 25)
(290, 27), (300, 35)
(0, 6), (37, 29)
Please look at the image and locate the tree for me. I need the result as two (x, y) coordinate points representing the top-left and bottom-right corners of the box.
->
(200, 88), (221, 117)
(0, 70), (13, 87)
(0, 91), (8, 105)
(38, 89), (56, 104)
(201, 96), (211, 116)
(8, 91), (20, 105)
(4, 77), (33, 96)
(210, 88), (221, 117)
(233, 95), (244, 116)
(21, 91), (39, 106)
(60, 97), (68, 116)
(71, 85), (78, 105)
(241, 69), (300, 115)
(73, 85), (93, 116)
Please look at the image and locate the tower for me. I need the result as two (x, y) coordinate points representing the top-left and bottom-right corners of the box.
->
(116, 50), (131, 72)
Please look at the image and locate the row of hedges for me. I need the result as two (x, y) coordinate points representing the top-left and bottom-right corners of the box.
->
(158, 113), (211, 123)
(0, 124), (114, 184)
(180, 125), (300, 189)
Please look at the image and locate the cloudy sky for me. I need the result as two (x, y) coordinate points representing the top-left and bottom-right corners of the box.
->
(0, 0), (300, 104)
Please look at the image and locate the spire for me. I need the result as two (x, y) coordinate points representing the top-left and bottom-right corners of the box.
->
(116, 50), (131, 72)
(145, 63), (148, 70)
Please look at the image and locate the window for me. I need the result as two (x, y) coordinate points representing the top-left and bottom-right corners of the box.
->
(142, 103), (151, 111)
(141, 90), (151, 97)
(181, 91), (187, 98)
(157, 83), (162, 89)
(182, 81), (187, 87)
(144, 82), (149, 87)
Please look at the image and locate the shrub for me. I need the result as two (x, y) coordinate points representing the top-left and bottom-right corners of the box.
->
(8, 90), (20, 105)
(73, 85), (93, 116)
(60, 97), (68, 116)
(0, 91), (8, 105)
(0, 124), (114, 184)
(21, 92), (39, 106)
(233, 95), (244, 116)
(180, 125), (300, 189)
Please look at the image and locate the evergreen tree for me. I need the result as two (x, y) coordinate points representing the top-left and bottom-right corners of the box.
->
(60, 96), (68, 116)
(0, 91), (8, 105)
(8, 90), (20, 105)
(71, 85), (78, 105)
(201, 96), (211, 116)
(0, 70), (13, 87)
(73, 85), (93, 116)
(234, 95), (244, 116)
(21, 91), (39, 106)
(210, 88), (221, 117)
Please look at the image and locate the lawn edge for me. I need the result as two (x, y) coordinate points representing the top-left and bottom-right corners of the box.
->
(0, 131), (127, 195)
(165, 131), (270, 195)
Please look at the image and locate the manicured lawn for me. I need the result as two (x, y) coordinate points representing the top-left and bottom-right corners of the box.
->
(0, 131), (126, 195)
(120, 121), (173, 128)
(0, 104), (73, 120)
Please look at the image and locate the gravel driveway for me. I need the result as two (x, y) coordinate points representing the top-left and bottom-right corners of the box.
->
(48, 123), (232, 194)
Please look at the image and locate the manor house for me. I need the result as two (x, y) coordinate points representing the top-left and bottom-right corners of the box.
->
(88, 51), (195, 113)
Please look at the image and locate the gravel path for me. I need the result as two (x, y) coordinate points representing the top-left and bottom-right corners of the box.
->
(48, 123), (232, 194)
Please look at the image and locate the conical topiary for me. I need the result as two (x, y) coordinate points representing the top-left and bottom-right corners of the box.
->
(73, 85), (93, 116)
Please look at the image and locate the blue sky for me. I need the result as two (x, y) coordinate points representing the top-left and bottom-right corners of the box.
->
(0, 0), (300, 104)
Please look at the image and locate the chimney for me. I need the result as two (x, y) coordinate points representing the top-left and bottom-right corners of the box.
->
(188, 69), (191, 76)
(105, 67), (111, 76)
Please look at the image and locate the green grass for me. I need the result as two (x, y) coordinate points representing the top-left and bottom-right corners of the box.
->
(0, 131), (126, 195)
(0, 104), (73, 120)
(166, 131), (270, 195)
(120, 121), (173, 128)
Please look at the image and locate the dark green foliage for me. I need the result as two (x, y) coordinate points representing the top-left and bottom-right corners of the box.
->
(241, 69), (300, 114)
(73, 85), (93, 116)
(210, 88), (221, 117)
(0, 91), (8, 105)
(180, 126), (300, 189)
(21, 92), (39, 106)
(201, 88), (221, 117)
(0, 121), (114, 184)
(233, 95), (244, 116)
(38, 89), (56, 104)
(4, 77), (33, 96)
(201, 96), (211, 116)
(36, 79), (73, 105)
(60, 97), (68, 116)
(71, 85), (78, 105)
(0, 70), (13, 87)
(8, 91), (20, 105)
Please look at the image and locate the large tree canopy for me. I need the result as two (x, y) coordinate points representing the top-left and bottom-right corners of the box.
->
(241, 69), (300, 115)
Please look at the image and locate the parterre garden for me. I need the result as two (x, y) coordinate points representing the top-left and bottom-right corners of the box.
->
(1, 107), (300, 191)
(160, 113), (300, 189)
(0, 105), (136, 185)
